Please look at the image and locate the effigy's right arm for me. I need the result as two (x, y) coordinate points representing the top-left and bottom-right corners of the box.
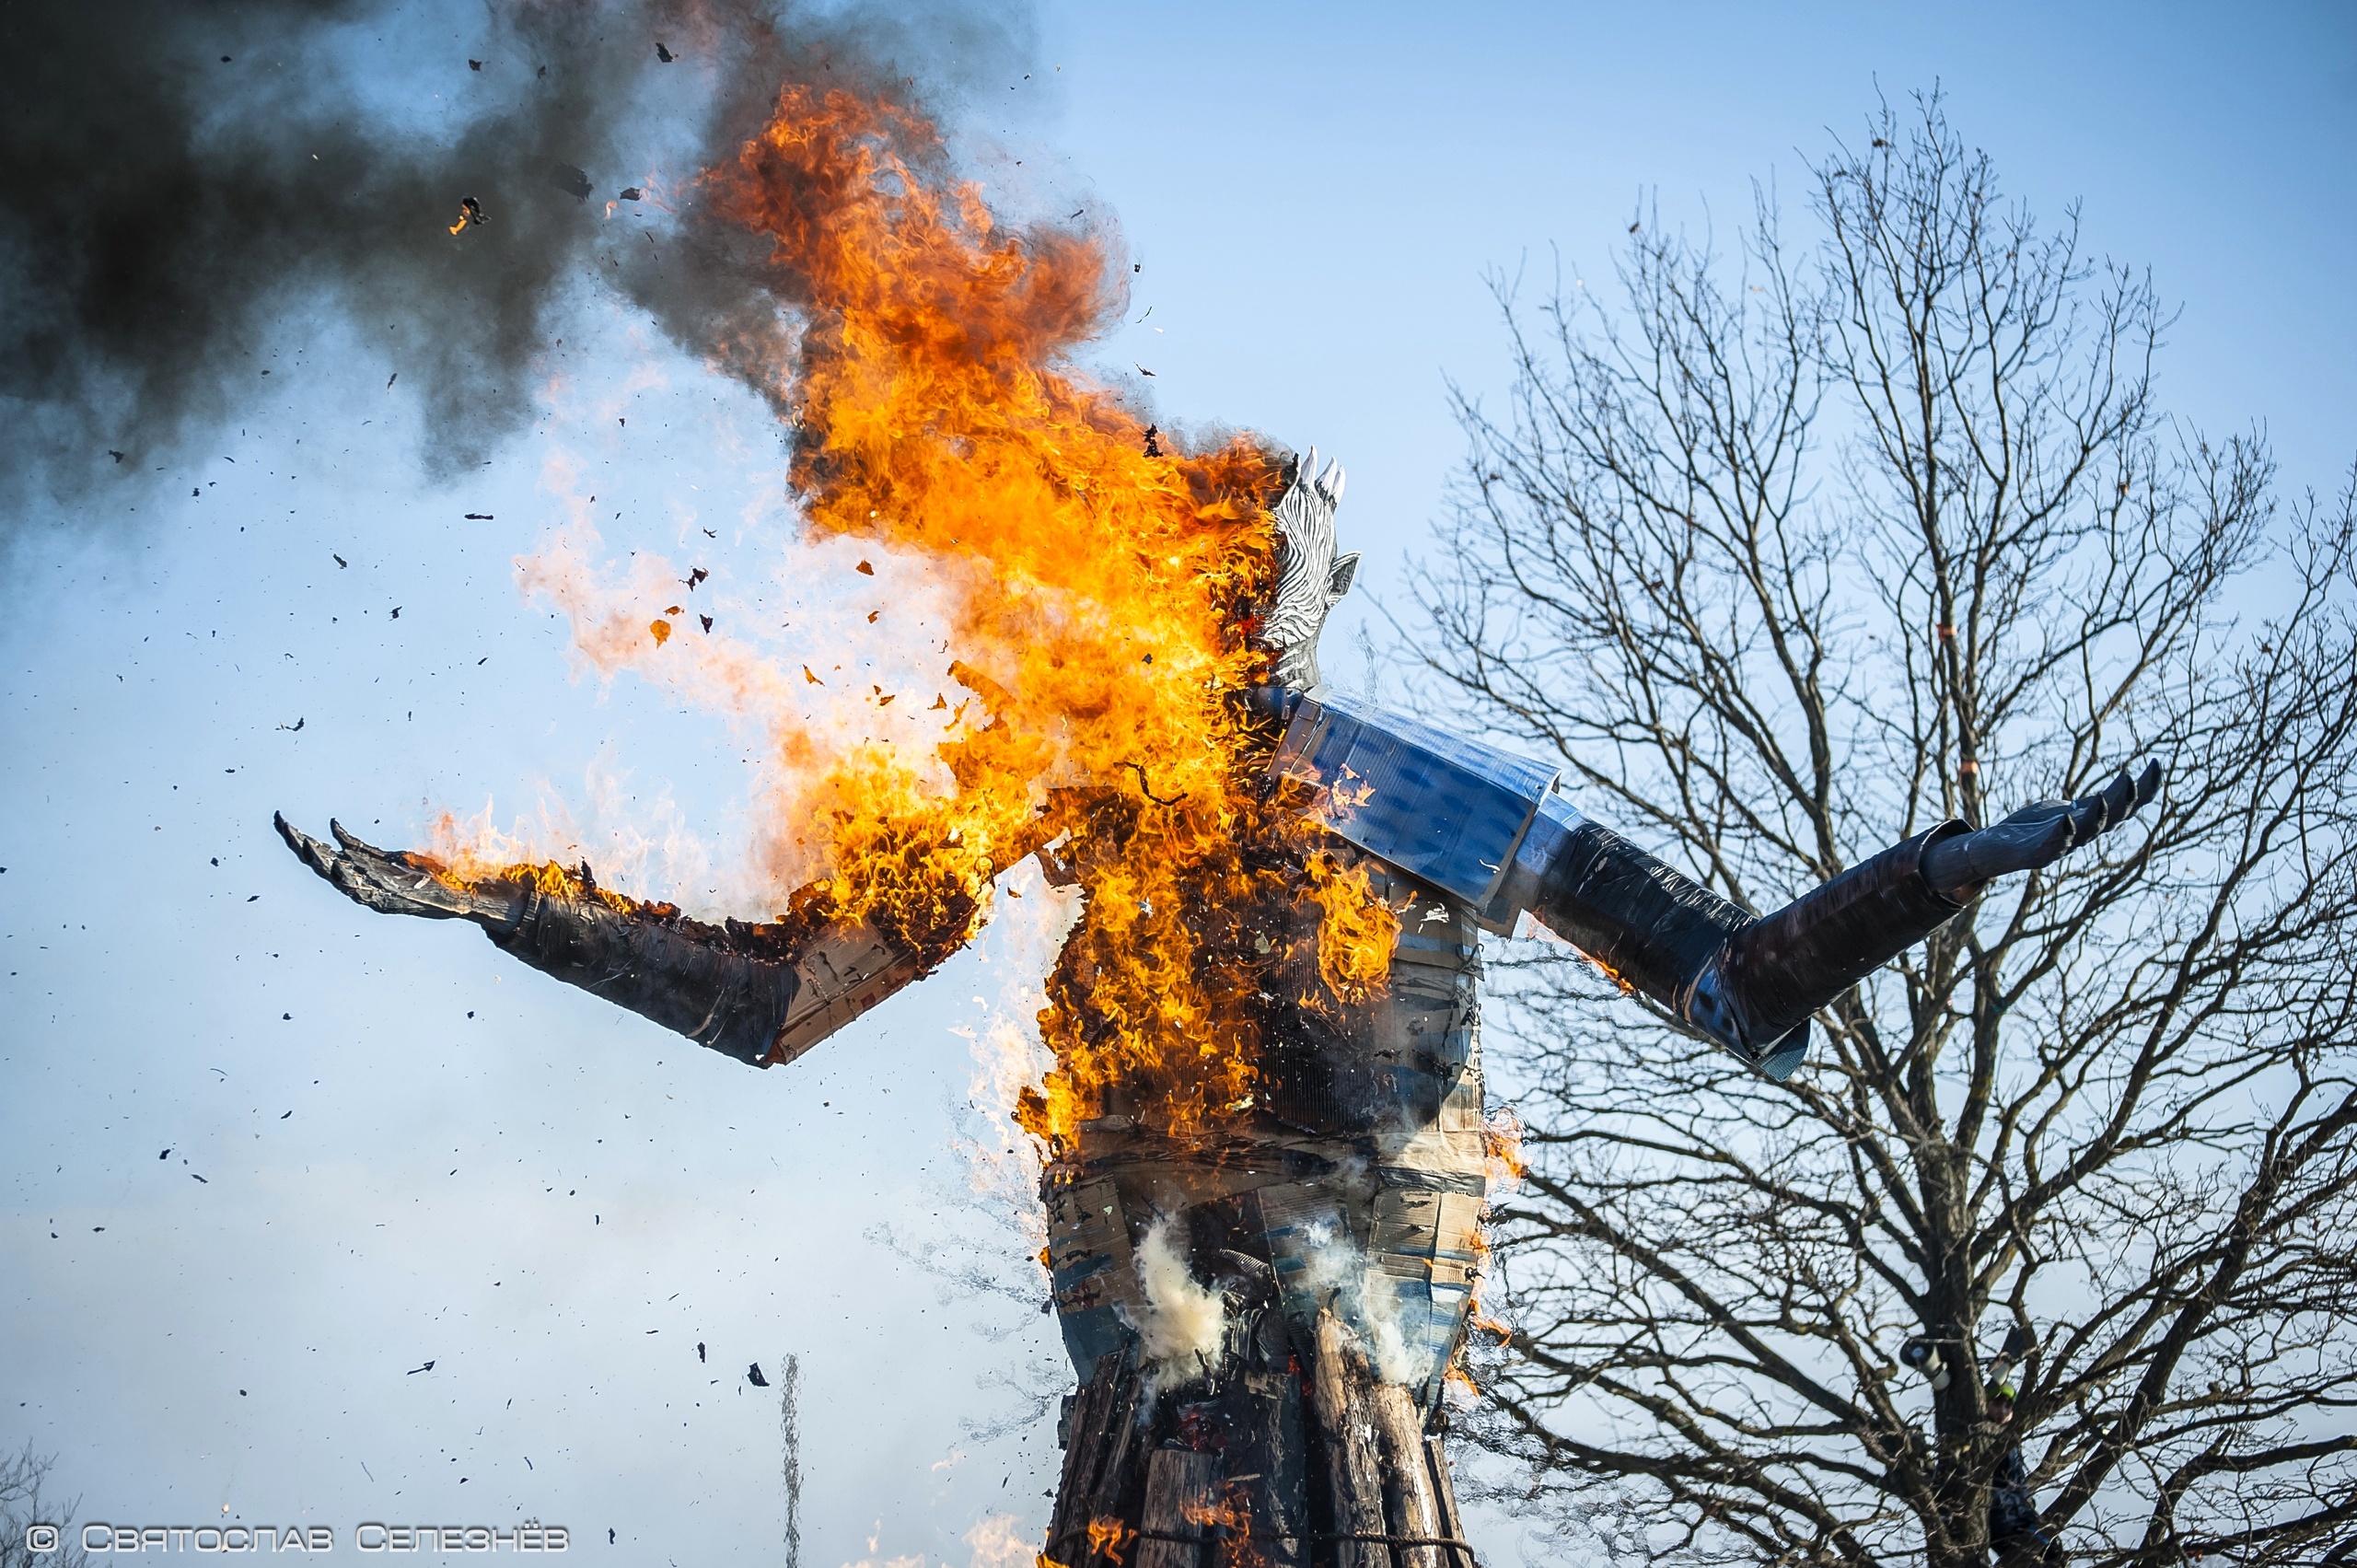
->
(273, 813), (924, 1068)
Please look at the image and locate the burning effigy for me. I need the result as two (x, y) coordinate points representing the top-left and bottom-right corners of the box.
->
(277, 79), (2156, 1565)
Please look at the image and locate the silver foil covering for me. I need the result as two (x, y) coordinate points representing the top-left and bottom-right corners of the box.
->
(1269, 687), (1560, 908)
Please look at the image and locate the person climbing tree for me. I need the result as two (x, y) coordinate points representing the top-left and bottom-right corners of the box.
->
(1988, 1385), (2063, 1566)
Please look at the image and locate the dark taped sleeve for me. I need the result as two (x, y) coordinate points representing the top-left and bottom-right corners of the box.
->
(1707, 822), (1968, 1050)
(1527, 820), (1752, 1006)
(491, 890), (802, 1067)
(1516, 800), (1974, 1077)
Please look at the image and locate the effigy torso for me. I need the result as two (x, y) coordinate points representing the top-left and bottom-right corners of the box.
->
(1045, 842), (1490, 1417)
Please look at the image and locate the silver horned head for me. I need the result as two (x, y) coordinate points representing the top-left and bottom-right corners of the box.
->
(1260, 447), (1359, 690)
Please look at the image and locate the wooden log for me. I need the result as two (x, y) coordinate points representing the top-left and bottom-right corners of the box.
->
(1048, 1352), (1141, 1568)
(1092, 1360), (1144, 1539)
(1048, 1354), (1116, 1563)
(1422, 1435), (1470, 1568)
(1311, 1312), (1392, 1568)
(1215, 1367), (1305, 1568)
(1367, 1384), (1442, 1568)
(1136, 1448), (1220, 1568)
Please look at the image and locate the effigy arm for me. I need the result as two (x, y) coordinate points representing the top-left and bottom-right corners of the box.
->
(273, 814), (922, 1068)
(1919, 762), (2162, 893)
(1497, 763), (2162, 1077)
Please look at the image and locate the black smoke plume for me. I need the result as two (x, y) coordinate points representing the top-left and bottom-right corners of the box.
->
(0, 0), (1036, 540)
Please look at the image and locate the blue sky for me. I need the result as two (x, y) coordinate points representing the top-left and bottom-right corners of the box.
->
(3, 3), (2350, 1563)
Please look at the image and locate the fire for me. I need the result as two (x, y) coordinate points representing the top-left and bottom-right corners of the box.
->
(448, 82), (1399, 1144)
(702, 85), (1344, 1142)
(1481, 1106), (1528, 1188)
(1583, 947), (1635, 996)
(1463, 1109), (1526, 1348)
(1182, 1491), (1253, 1532)
(695, 80), (1402, 1140)
(1466, 1221), (1514, 1345)
(1084, 1518), (1132, 1565)
(1303, 851), (1401, 1002)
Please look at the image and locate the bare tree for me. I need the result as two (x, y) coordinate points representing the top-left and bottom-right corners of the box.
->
(0, 1442), (90, 1568)
(1415, 93), (2357, 1568)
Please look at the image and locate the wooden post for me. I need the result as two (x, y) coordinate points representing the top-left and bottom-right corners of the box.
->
(1044, 1310), (1475, 1568)
(1048, 1351), (1143, 1568)
(1312, 1311), (1393, 1568)
(1217, 1367), (1306, 1568)
(1137, 1449), (1220, 1568)
(1422, 1435), (1469, 1568)
(1367, 1384), (1441, 1568)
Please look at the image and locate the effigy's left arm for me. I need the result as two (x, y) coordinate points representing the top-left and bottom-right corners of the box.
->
(1487, 764), (2161, 1077)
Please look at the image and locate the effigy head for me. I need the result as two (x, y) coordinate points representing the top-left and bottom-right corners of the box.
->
(1259, 447), (1360, 690)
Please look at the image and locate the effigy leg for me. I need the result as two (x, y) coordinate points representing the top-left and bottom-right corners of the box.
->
(1045, 1303), (1466, 1568)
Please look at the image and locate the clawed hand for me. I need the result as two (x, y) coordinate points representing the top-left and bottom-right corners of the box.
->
(1278, 445), (1347, 521)
(273, 813), (523, 932)
(1923, 761), (2164, 896)
(1263, 447), (1361, 688)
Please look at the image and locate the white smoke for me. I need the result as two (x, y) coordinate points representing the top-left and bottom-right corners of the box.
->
(956, 858), (1084, 1229)
(962, 1515), (1036, 1568)
(1128, 1217), (1229, 1387)
(1293, 1219), (1420, 1386)
(1358, 1281), (1419, 1386)
(830, 1515), (1028, 1568)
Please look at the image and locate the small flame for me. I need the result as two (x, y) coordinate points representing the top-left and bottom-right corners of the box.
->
(1482, 1106), (1528, 1189)
(424, 842), (673, 921)
(1466, 1220), (1513, 1345)
(1181, 1494), (1250, 1529)
(1303, 851), (1399, 1003)
(1584, 948), (1635, 995)
(1185, 1489), (1260, 1568)
(1084, 1519), (1132, 1566)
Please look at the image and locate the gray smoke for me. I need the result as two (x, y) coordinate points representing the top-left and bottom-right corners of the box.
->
(0, 0), (1037, 538)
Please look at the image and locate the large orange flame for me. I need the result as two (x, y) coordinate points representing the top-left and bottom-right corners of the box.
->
(448, 81), (1392, 1144)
